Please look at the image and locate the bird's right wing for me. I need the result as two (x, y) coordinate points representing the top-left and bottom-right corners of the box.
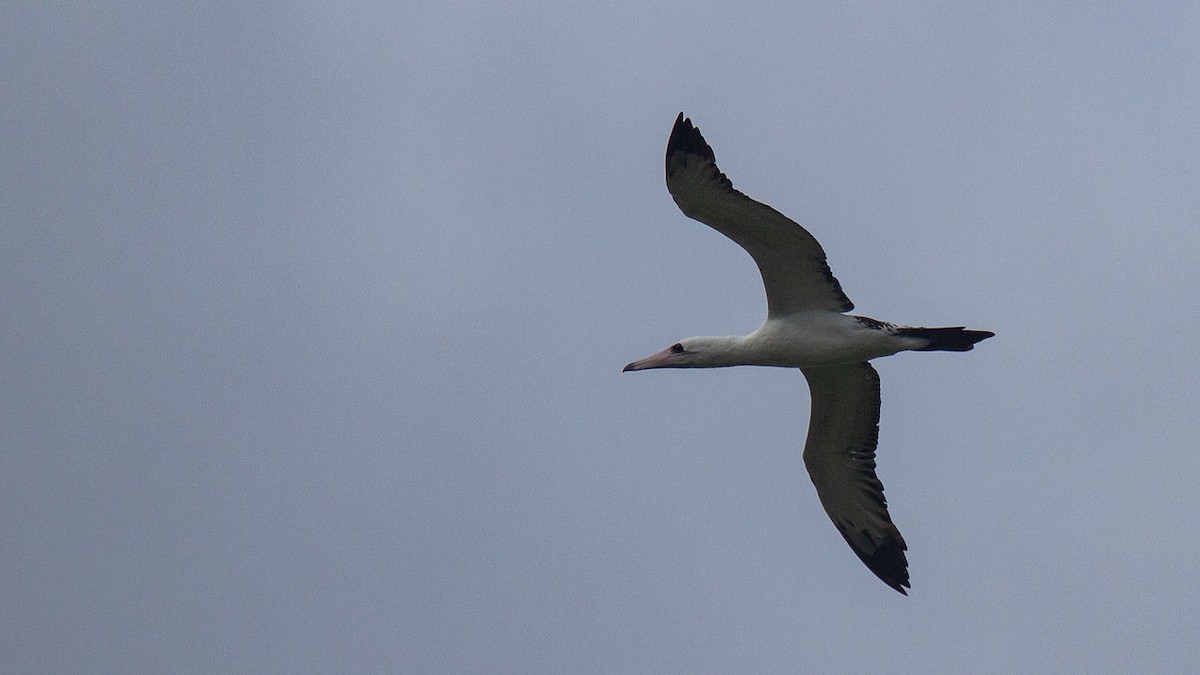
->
(800, 362), (910, 594)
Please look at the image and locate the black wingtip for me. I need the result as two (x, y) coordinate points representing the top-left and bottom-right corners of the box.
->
(840, 528), (912, 595)
(666, 112), (716, 179)
(863, 545), (911, 595)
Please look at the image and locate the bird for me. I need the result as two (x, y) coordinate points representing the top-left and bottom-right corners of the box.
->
(623, 113), (994, 594)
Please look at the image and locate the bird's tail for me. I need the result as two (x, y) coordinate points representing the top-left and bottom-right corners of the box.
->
(896, 326), (995, 352)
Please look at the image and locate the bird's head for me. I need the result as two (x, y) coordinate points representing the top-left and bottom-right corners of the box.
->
(623, 337), (739, 371)
(623, 340), (694, 371)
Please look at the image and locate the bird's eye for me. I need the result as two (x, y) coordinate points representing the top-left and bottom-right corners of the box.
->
(670, 343), (685, 354)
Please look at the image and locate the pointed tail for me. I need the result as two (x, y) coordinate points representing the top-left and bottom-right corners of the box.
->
(897, 326), (995, 352)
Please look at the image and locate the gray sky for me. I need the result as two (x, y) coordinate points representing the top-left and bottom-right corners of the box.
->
(3, 3), (1199, 673)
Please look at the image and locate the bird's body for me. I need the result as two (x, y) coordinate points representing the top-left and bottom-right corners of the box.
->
(627, 313), (923, 370)
(624, 113), (993, 594)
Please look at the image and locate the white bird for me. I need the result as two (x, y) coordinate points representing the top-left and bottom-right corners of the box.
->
(623, 113), (993, 594)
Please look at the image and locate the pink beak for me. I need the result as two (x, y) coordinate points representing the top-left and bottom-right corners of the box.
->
(623, 346), (677, 372)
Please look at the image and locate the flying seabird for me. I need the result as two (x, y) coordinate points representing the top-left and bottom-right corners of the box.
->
(623, 113), (994, 594)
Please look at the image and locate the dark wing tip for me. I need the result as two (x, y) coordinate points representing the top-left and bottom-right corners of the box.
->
(839, 527), (911, 595)
(666, 112), (716, 178)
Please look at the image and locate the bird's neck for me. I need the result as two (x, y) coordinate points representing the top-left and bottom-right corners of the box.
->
(686, 335), (753, 367)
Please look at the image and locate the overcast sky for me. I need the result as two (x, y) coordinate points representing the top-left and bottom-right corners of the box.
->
(3, 3), (1199, 673)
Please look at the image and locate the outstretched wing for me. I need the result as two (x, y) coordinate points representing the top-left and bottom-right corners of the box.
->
(800, 362), (910, 594)
(665, 113), (853, 316)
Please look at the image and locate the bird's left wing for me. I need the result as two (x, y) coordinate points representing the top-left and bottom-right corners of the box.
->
(665, 114), (854, 316)
(800, 362), (910, 594)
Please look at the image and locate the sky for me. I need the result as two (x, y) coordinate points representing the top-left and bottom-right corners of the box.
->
(3, 2), (1199, 673)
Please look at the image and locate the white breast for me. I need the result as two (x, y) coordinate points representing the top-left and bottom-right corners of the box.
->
(741, 312), (910, 368)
